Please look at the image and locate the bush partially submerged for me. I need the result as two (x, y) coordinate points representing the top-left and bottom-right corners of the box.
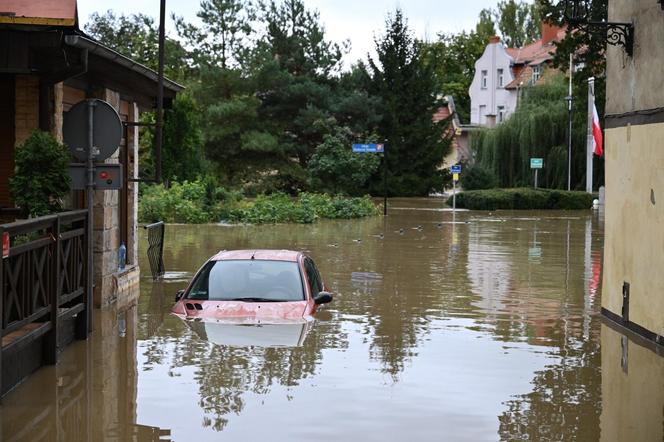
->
(138, 179), (379, 224)
(450, 188), (594, 210)
(229, 193), (379, 224)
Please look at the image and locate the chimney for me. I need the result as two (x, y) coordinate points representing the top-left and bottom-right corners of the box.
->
(489, 35), (501, 44)
(541, 22), (563, 45)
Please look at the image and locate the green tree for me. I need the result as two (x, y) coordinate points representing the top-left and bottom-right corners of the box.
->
(85, 10), (190, 81)
(173, 0), (255, 69)
(9, 131), (71, 217)
(308, 127), (380, 195)
(369, 9), (451, 196)
(495, 0), (542, 48)
(539, 0), (607, 188)
(422, 13), (495, 123)
(142, 94), (207, 183)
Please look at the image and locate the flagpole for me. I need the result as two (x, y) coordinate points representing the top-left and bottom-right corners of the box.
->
(586, 77), (595, 193)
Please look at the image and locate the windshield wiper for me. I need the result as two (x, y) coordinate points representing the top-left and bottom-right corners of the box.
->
(227, 297), (286, 302)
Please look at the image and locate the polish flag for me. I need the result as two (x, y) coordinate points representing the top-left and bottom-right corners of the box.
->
(592, 103), (603, 157)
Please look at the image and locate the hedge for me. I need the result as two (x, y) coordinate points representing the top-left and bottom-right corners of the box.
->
(449, 188), (594, 210)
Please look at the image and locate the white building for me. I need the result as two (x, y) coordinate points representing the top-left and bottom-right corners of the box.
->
(468, 24), (566, 128)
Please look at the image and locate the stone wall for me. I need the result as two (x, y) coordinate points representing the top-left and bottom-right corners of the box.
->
(14, 75), (39, 145)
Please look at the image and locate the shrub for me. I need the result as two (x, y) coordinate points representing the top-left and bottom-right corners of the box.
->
(460, 164), (498, 190)
(9, 131), (71, 217)
(451, 188), (594, 210)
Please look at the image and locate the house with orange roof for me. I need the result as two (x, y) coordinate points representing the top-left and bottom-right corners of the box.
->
(469, 23), (566, 128)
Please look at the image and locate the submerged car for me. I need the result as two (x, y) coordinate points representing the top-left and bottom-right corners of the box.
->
(172, 250), (333, 320)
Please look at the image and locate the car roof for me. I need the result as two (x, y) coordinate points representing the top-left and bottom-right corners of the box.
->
(210, 249), (302, 262)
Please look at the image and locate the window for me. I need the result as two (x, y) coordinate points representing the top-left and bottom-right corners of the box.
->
(481, 70), (488, 89)
(187, 260), (305, 301)
(532, 65), (542, 83)
(479, 105), (487, 125)
(304, 258), (323, 297)
(497, 106), (505, 123)
(497, 69), (504, 88)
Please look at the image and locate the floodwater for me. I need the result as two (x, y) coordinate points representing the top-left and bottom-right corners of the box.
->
(2, 198), (663, 441)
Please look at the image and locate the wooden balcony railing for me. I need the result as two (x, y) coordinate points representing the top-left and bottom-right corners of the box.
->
(0, 210), (90, 396)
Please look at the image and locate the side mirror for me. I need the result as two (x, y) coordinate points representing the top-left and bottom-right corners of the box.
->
(175, 289), (185, 302)
(314, 291), (333, 305)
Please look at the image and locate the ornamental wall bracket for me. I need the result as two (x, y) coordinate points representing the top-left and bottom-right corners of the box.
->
(573, 21), (634, 57)
(563, 0), (635, 57)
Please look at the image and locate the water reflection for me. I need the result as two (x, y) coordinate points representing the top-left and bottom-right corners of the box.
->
(2, 200), (662, 441)
(183, 317), (314, 348)
(600, 322), (664, 442)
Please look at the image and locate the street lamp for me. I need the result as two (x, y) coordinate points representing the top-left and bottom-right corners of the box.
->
(561, 0), (634, 56)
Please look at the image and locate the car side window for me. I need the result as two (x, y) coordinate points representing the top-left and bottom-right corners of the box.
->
(304, 258), (323, 297)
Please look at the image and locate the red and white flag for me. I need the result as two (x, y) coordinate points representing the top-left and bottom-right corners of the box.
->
(592, 103), (603, 157)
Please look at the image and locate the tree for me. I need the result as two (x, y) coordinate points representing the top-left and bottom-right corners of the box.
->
(421, 13), (495, 123)
(141, 94), (206, 183)
(9, 131), (71, 217)
(173, 0), (255, 69)
(85, 10), (190, 81)
(539, 0), (607, 188)
(369, 9), (451, 196)
(495, 0), (542, 48)
(308, 127), (380, 195)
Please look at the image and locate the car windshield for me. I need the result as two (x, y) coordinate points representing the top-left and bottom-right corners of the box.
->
(187, 260), (305, 302)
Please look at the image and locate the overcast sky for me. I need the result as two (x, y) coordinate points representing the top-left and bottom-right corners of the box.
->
(77, 0), (505, 66)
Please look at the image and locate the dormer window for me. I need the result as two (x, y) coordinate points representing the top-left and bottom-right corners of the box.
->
(481, 70), (488, 89)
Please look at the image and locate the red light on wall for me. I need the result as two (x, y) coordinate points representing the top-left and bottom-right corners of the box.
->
(99, 171), (109, 179)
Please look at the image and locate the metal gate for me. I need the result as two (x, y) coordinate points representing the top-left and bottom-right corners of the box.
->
(144, 222), (165, 280)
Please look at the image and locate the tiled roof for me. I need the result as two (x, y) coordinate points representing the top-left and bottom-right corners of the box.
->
(0, 0), (76, 26)
(507, 27), (566, 66)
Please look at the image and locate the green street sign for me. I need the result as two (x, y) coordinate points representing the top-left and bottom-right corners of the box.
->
(530, 158), (543, 169)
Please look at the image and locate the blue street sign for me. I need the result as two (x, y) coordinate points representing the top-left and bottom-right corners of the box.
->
(451, 164), (462, 173)
(352, 143), (384, 153)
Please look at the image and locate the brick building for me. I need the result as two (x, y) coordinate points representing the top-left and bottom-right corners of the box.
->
(0, 0), (182, 307)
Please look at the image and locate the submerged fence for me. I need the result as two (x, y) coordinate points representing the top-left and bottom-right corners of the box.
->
(0, 210), (90, 396)
(144, 221), (165, 280)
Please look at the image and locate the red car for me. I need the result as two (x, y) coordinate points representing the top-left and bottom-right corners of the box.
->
(172, 250), (333, 320)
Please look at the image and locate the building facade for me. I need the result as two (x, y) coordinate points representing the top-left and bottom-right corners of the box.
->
(602, 0), (664, 344)
(469, 24), (565, 128)
(0, 1), (182, 308)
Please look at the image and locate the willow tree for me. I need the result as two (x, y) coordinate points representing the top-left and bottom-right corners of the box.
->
(472, 74), (588, 189)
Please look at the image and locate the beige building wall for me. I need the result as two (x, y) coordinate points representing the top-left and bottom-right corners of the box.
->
(603, 0), (664, 338)
(600, 323), (664, 442)
(14, 75), (39, 146)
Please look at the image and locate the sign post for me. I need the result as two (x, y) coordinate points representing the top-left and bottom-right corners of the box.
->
(451, 164), (461, 212)
(530, 158), (543, 189)
(352, 143), (387, 215)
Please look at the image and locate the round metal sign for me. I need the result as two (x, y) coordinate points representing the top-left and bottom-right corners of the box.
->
(63, 98), (122, 162)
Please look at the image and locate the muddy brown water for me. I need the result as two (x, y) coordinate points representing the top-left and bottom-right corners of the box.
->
(2, 198), (663, 441)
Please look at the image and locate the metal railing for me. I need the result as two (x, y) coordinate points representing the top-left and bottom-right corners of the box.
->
(144, 221), (165, 280)
(0, 210), (90, 395)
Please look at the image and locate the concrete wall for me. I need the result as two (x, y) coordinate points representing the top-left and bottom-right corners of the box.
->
(603, 123), (664, 336)
(603, 0), (664, 337)
(469, 41), (517, 126)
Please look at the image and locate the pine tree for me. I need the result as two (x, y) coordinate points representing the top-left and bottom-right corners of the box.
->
(368, 10), (451, 196)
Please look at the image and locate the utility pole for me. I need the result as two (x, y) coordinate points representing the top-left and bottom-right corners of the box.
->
(567, 53), (573, 191)
(586, 77), (595, 193)
(155, 0), (166, 183)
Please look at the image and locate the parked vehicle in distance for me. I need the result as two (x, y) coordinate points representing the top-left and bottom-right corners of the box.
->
(172, 250), (333, 320)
